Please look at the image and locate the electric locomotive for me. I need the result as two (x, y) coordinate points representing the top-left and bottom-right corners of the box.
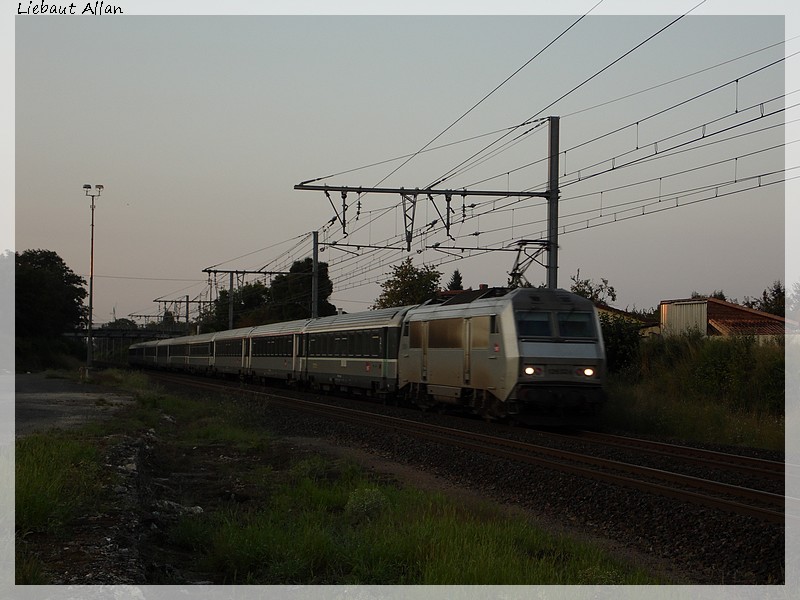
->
(399, 287), (605, 421)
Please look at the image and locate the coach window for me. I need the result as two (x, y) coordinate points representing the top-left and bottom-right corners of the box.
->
(369, 330), (381, 357)
(315, 335), (323, 357)
(333, 335), (342, 357)
(387, 328), (400, 358)
(322, 333), (330, 357)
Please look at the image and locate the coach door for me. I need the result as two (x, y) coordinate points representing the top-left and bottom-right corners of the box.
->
(463, 318), (471, 385)
(407, 320), (428, 382)
(420, 322), (428, 382)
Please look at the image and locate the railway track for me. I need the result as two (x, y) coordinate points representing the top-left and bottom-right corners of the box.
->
(148, 372), (791, 525)
(569, 430), (786, 482)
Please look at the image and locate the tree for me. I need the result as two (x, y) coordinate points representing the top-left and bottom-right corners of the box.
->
(199, 258), (337, 331)
(267, 258), (336, 322)
(201, 281), (271, 331)
(569, 269), (617, 307)
(447, 269), (464, 291)
(691, 290), (731, 302)
(15, 249), (87, 338)
(101, 318), (138, 330)
(743, 280), (785, 317)
(373, 258), (442, 309)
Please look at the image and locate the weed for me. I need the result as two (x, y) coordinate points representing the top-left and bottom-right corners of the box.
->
(16, 433), (105, 533)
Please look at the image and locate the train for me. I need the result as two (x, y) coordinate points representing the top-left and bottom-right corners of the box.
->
(128, 286), (607, 423)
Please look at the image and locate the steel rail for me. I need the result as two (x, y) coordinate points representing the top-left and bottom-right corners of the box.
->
(570, 430), (786, 481)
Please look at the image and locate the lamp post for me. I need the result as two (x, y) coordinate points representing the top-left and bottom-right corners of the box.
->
(82, 183), (103, 370)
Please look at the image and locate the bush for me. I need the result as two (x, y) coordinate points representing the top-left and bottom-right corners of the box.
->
(598, 313), (642, 374)
(633, 334), (784, 417)
(15, 336), (85, 372)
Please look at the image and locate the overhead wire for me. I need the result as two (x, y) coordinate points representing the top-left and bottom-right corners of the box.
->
(205, 5), (790, 307)
(371, 1), (606, 190)
(428, 0), (709, 190)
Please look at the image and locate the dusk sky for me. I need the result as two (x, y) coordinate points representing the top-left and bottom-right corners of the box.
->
(8, 2), (798, 328)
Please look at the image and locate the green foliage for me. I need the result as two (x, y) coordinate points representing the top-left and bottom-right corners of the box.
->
(446, 269), (464, 291)
(598, 313), (641, 374)
(15, 249), (87, 338)
(201, 258), (337, 331)
(15, 551), (49, 584)
(569, 269), (617, 307)
(172, 456), (657, 584)
(16, 433), (104, 533)
(344, 487), (390, 523)
(603, 333), (785, 449)
(743, 280), (785, 317)
(691, 289), (729, 301)
(373, 258), (442, 309)
(262, 257), (337, 323)
(15, 336), (85, 372)
(202, 281), (271, 331)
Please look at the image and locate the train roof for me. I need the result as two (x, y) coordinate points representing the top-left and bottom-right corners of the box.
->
(407, 287), (595, 320)
(250, 318), (311, 337)
(212, 326), (257, 341)
(303, 305), (415, 333)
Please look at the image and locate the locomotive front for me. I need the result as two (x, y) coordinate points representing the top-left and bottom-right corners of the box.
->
(504, 289), (606, 420)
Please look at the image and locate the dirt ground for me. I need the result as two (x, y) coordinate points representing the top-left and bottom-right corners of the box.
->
(15, 372), (136, 437)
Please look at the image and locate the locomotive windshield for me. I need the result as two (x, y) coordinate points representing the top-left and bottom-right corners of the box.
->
(516, 311), (596, 339)
(516, 312), (552, 337)
(556, 311), (596, 338)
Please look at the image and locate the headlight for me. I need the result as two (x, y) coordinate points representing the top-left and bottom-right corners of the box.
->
(576, 367), (595, 377)
(523, 365), (544, 376)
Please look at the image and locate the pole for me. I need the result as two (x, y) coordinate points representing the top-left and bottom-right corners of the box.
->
(546, 116), (560, 289)
(87, 196), (95, 367)
(228, 271), (234, 330)
(312, 231), (319, 318)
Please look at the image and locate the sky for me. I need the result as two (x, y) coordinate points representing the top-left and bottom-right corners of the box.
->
(9, 3), (797, 326)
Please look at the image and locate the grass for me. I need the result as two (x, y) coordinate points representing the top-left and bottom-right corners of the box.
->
(15, 433), (106, 534)
(601, 379), (785, 450)
(169, 456), (659, 584)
